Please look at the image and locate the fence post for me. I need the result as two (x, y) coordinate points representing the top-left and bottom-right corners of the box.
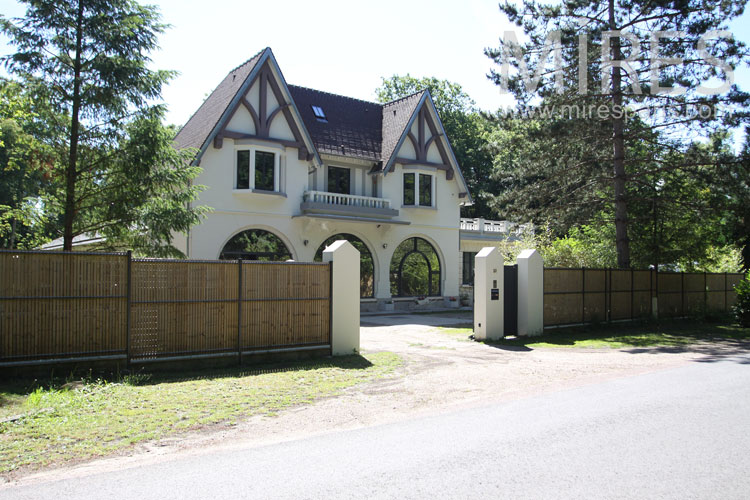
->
(323, 240), (360, 355)
(725, 272), (728, 311)
(681, 272), (685, 317)
(125, 250), (132, 367)
(704, 271), (708, 314)
(630, 268), (634, 321)
(473, 246), (503, 340)
(517, 249), (543, 337)
(237, 258), (242, 365)
(605, 268), (610, 323)
(581, 267), (586, 324)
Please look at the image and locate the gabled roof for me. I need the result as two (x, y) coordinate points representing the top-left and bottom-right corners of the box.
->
(174, 48), (320, 166)
(174, 48), (265, 152)
(173, 48), (470, 201)
(379, 91), (426, 173)
(289, 85), (382, 161)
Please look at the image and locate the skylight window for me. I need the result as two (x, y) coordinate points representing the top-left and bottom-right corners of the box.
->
(311, 105), (327, 122)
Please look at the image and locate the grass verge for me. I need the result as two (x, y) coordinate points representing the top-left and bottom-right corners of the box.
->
(438, 320), (750, 349)
(0, 352), (402, 473)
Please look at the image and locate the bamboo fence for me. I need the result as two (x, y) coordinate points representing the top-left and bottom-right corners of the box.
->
(543, 267), (744, 327)
(0, 250), (331, 365)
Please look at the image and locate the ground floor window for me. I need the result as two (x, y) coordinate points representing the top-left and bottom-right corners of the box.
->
(462, 251), (477, 285)
(390, 237), (441, 297)
(314, 233), (374, 298)
(219, 229), (292, 261)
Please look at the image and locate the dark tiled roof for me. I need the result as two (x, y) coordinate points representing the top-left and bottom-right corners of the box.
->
(174, 48), (266, 151)
(288, 85), (383, 161)
(174, 49), (428, 170)
(379, 91), (425, 172)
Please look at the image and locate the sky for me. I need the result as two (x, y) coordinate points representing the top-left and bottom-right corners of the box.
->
(1, 0), (750, 135)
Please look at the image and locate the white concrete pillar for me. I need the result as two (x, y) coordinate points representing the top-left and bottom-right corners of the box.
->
(323, 240), (360, 355)
(517, 249), (544, 337)
(473, 246), (503, 340)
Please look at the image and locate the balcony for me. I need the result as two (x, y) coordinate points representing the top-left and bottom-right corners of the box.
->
(300, 191), (400, 220)
(459, 218), (533, 241)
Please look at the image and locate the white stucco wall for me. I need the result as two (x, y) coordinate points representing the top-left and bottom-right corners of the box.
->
(186, 93), (466, 303)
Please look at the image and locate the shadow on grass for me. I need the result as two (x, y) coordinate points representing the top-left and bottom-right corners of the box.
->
(0, 354), (375, 395)
(489, 318), (750, 353)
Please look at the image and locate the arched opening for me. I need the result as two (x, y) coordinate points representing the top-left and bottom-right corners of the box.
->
(219, 229), (292, 261)
(390, 237), (441, 297)
(314, 234), (374, 298)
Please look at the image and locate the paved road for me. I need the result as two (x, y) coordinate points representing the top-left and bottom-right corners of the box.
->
(3, 353), (749, 499)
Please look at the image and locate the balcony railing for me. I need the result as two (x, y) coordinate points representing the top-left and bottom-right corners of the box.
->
(303, 191), (392, 210)
(460, 218), (533, 237)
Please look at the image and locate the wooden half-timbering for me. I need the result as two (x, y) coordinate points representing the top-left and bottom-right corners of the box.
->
(213, 62), (313, 161)
(396, 105), (455, 180)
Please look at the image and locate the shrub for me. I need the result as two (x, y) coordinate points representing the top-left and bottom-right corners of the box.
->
(734, 274), (750, 327)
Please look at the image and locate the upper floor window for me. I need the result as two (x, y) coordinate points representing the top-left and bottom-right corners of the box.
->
(327, 166), (351, 194)
(403, 172), (434, 207)
(255, 151), (275, 191)
(236, 148), (280, 192)
(419, 174), (432, 206)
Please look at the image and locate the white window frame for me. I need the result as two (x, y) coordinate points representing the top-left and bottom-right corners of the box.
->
(234, 145), (281, 193)
(402, 169), (435, 208)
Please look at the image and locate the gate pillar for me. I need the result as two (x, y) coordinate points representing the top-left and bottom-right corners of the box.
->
(473, 247), (504, 340)
(323, 240), (360, 355)
(517, 249), (544, 336)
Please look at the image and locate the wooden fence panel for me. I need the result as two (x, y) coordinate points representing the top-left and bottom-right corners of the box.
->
(543, 269), (583, 326)
(682, 273), (705, 315)
(130, 260), (239, 360)
(706, 274), (726, 311)
(542, 268), (744, 329)
(633, 270), (653, 318)
(0, 251), (127, 361)
(657, 273), (683, 317)
(583, 269), (606, 323)
(609, 270), (632, 321)
(241, 262), (330, 350)
(727, 274), (744, 308)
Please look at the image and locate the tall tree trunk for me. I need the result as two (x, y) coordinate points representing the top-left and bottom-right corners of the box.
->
(63, 0), (84, 251)
(609, 0), (630, 268)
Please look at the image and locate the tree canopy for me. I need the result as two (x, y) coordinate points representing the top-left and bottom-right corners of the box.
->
(486, 0), (750, 267)
(0, 0), (207, 255)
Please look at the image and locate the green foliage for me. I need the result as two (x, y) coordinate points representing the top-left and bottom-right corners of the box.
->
(734, 275), (750, 327)
(375, 75), (497, 218)
(219, 229), (292, 261)
(389, 237), (441, 297)
(1, 0), (206, 255)
(487, 0), (750, 268)
(0, 77), (58, 248)
(313, 234), (374, 298)
(539, 224), (617, 268)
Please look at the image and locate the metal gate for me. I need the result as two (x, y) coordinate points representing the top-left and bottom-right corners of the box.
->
(504, 265), (518, 335)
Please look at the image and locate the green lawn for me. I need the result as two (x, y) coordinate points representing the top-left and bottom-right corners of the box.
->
(0, 352), (402, 473)
(439, 320), (750, 349)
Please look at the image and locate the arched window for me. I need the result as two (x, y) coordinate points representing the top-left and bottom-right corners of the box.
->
(314, 234), (374, 298)
(219, 229), (292, 261)
(390, 237), (441, 297)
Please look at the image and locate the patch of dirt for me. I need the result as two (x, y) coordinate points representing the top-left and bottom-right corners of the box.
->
(4, 313), (744, 488)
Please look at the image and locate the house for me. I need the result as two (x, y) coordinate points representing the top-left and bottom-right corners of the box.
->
(173, 47), (474, 311)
